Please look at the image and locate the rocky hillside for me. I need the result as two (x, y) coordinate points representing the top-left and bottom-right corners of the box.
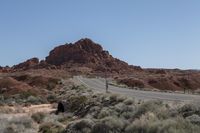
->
(45, 38), (142, 74)
(1, 38), (200, 91)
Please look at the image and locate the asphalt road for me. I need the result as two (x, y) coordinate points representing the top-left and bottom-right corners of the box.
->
(75, 76), (200, 102)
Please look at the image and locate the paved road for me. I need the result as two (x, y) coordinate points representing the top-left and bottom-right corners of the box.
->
(75, 76), (200, 102)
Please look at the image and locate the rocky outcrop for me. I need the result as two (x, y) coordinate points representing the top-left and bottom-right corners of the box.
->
(0, 66), (11, 73)
(46, 38), (142, 74)
(13, 58), (39, 70)
(46, 39), (108, 65)
(2, 38), (200, 92)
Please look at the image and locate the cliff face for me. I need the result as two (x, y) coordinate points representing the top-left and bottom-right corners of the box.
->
(45, 38), (141, 74)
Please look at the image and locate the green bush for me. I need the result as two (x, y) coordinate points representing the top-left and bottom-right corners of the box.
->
(179, 103), (200, 117)
(31, 112), (46, 124)
(19, 91), (37, 99)
(73, 119), (94, 131)
(68, 96), (88, 112)
(27, 96), (43, 104)
(91, 123), (111, 133)
(134, 100), (163, 118)
(98, 107), (113, 119)
(125, 114), (200, 133)
(109, 94), (119, 102)
(92, 117), (124, 133)
(124, 98), (134, 105)
(47, 94), (57, 103)
(39, 122), (64, 133)
(64, 119), (94, 133)
(186, 114), (200, 125)
(3, 116), (36, 133)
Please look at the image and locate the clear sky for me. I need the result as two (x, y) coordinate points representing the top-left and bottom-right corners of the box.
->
(0, 0), (200, 69)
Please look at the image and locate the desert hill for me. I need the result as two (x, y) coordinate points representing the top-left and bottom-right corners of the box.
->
(45, 38), (142, 74)
(1, 38), (200, 92)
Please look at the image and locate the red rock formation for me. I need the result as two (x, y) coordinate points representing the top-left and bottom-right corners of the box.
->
(46, 38), (141, 74)
(2, 38), (200, 92)
(13, 58), (39, 70)
(0, 66), (11, 73)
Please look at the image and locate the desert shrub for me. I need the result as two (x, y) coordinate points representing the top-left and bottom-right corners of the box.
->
(179, 103), (200, 117)
(57, 113), (74, 124)
(88, 106), (101, 119)
(125, 112), (156, 133)
(47, 94), (57, 103)
(116, 95), (127, 103)
(27, 96), (42, 104)
(98, 106), (119, 119)
(47, 78), (60, 90)
(125, 113), (200, 133)
(72, 85), (87, 91)
(155, 107), (171, 120)
(102, 116), (124, 129)
(39, 122), (64, 133)
(73, 119), (94, 131)
(68, 96), (88, 112)
(109, 94), (119, 103)
(98, 107), (113, 119)
(9, 116), (33, 129)
(124, 98), (135, 105)
(121, 111), (135, 120)
(91, 123), (111, 133)
(64, 119), (94, 133)
(31, 112), (46, 123)
(134, 100), (163, 119)
(3, 116), (36, 133)
(19, 91), (37, 99)
(186, 114), (200, 125)
(92, 117), (124, 133)
(120, 105), (136, 119)
(114, 103), (127, 113)
(56, 95), (89, 114)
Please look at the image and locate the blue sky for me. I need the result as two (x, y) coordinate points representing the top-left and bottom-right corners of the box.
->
(0, 0), (200, 69)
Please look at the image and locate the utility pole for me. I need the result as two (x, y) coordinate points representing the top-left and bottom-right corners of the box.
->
(187, 72), (190, 94)
(106, 79), (108, 93)
(105, 68), (109, 93)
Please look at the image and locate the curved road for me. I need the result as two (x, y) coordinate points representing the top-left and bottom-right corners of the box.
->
(75, 76), (200, 102)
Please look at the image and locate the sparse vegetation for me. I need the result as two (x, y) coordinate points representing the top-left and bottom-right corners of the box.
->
(39, 122), (64, 133)
(53, 84), (200, 133)
(31, 112), (46, 123)
(1, 76), (200, 133)
(0, 115), (37, 133)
